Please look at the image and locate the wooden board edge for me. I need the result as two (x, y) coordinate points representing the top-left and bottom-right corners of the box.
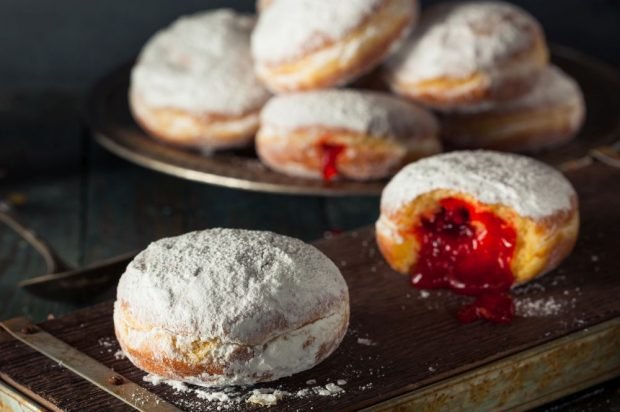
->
(362, 317), (620, 411)
(0, 375), (51, 412)
(0, 317), (180, 412)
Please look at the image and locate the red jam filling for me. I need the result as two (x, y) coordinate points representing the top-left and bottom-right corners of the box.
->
(412, 197), (517, 324)
(320, 142), (345, 182)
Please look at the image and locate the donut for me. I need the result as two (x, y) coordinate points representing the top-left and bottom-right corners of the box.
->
(256, 0), (273, 12)
(386, 1), (549, 110)
(376, 151), (579, 323)
(251, 0), (418, 93)
(441, 66), (586, 152)
(130, 10), (271, 151)
(256, 90), (441, 181)
(114, 229), (349, 387)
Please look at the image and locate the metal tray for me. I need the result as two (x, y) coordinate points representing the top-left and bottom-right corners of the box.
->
(87, 46), (620, 196)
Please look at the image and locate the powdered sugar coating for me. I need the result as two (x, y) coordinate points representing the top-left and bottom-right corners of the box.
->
(388, 1), (543, 82)
(131, 10), (270, 115)
(116, 228), (348, 345)
(261, 90), (438, 141)
(252, 0), (384, 63)
(381, 151), (576, 219)
(488, 66), (583, 112)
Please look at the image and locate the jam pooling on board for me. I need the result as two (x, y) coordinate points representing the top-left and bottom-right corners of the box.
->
(412, 197), (517, 323)
(319, 141), (346, 181)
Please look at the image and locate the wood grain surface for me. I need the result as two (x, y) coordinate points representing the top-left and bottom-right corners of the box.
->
(0, 161), (619, 411)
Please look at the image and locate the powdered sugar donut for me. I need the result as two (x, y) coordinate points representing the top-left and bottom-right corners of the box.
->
(130, 10), (271, 151)
(251, 0), (418, 92)
(114, 229), (349, 387)
(376, 151), (578, 322)
(256, 90), (441, 181)
(386, 1), (548, 110)
(441, 66), (586, 152)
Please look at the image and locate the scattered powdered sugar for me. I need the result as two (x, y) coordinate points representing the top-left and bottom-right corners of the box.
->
(381, 151), (576, 219)
(260, 90), (438, 143)
(357, 338), (377, 346)
(97, 337), (114, 348)
(97, 336), (118, 355)
(114, 350), (126, 360)
(324, 383), (344, 394)
(116, 228), (349, 386)
(132, 10), (270, 114)
(515, 297), (566, 317)
(388, 1), (542, 82)
(247, 390), (287, 406)
(195, 390), (230, 402)
(252, 0), (383, 63)
(143, 374), (351, 409)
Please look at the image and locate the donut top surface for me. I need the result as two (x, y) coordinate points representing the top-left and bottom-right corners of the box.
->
(116, 229), (348, 345)
(381, 151), (576, 219)
(252, 0), (384, 63)
(131, 10), (270, 115)
(389, 1), (542, 82)
(261, 90), (438, 140)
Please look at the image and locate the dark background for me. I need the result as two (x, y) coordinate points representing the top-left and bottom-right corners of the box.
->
(1, 0), (619, 93)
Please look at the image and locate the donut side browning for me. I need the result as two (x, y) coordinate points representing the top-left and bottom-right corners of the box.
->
(130, 92), (260, 151)
(388, 34), (549, 109)
(441, 103), (585, 152)
(376, 189), (579, 285)
(114, 300), (350, 387)
(255, 0), (416, 92)
(440, 67), (586, 152)
(256, 126), (441, 180)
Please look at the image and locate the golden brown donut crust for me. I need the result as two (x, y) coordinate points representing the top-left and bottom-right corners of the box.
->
(114, 300), (350, 386)
(388, 36), (548, 109)
(254, 0), (416, 92)
(130, 92), (260, 151)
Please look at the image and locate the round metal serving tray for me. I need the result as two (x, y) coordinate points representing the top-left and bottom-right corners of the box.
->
(87, 46), (620, 196)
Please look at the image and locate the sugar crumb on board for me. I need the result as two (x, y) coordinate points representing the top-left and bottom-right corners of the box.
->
(356, 337), (377, 346)
(141, 373), (357, 410)
(515, 297), (566, 317)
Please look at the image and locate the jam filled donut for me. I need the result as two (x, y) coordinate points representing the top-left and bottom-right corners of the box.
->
(376, 151), (579, 323)
(114, 229), (349, 387)
(251, 0), (418, 92)
(386, 1), (549, 110)
(256, 90), (441, 181)
(130, 10), (271, 151)
(441, 66), (586, 152)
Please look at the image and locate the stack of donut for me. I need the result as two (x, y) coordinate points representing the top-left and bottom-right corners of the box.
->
(385, 1), (585, 152)
(129, 0), (585, 181)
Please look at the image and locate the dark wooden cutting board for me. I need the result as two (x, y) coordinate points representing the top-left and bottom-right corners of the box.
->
(1, 162), (619, 411)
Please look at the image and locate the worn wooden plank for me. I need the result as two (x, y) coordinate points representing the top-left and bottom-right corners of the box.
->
(0, 162), (618, 411)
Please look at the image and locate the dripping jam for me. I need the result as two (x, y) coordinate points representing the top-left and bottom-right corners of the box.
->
(319, 141), (345, 182)
(412, 197), (517, 324)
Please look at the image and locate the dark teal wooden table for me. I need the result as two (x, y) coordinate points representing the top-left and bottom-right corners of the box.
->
(0, 93), (618, 411)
